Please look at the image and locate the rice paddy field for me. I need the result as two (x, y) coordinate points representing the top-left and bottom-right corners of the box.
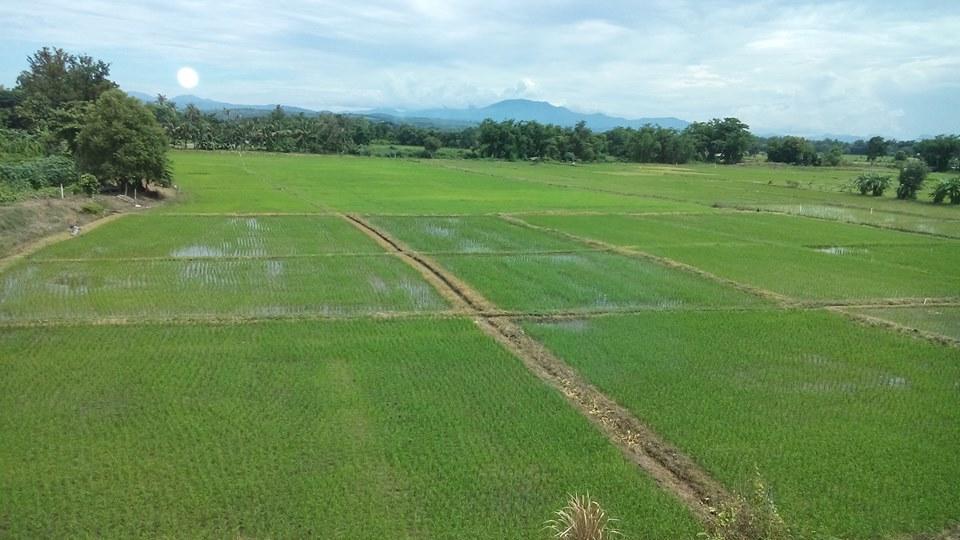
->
(1, 150), (957, 539)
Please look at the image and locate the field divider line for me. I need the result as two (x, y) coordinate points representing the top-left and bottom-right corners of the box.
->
(9, 302), (955, 330)
(0, 306), (789, 329)
(496, 210), (726, 217)
(920, 523), (960, 540)
(0, 310), (474, 329)
(0, 212), (129, 273)
(342, 213), (735, 526)
(26, 253), (398, 263)
(156, 212), (341, 217)
(799, 298), (960, 309)
(498, 214), (794, 306)
(24, 249), (613, 265)
(0, 304), (808, 329)
(716, 201), (960, 222)
(827, 307), (960, 349)
(720, 203), (960, 241)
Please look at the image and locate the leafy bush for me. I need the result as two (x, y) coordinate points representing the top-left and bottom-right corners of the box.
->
(850, 173), (891, 196)
(77, 173), (100, 196)
(80, 201), (106, 215)
(0, 155), (78, 191)
(822, 147), (843, 166)
(0, 184), (21, 203)
(422, 135), (441, 157)
(0, 128), (44, 160)
(931, 177), (960, 205)
(896, 160), (929, 200)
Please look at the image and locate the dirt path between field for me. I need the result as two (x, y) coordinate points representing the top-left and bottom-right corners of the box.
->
(0, 212), (128, 272)
(722, 203), (960, 241)
(829, 307), (960, 349)
(0, 305), (784, 329)
(343, 213), (734, 525)
(906, 523), (960, 540)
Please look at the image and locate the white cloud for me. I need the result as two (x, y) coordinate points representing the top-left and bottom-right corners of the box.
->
(2, 0), (959, 137)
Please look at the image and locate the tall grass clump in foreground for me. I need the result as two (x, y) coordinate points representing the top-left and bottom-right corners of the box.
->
(546, 493), (620, 540)
(701, 470), (793, 540)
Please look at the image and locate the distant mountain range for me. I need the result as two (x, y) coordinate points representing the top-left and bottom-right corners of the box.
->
(364, 99), (689, 131)
(127, 92), (689, 131)
(127, 92), (317, 117)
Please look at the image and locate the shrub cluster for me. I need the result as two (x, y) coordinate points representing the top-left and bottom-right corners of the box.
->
(850, 173), (891, 196)
(931, 177), (960, 205)
(0, 155), (77, 191)
(896, 160), (929, 200)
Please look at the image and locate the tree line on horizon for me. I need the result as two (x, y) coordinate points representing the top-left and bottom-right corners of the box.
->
(2, 47), (960, 203)
(144, 99), (754, 165)
(138, 98), (960, 171)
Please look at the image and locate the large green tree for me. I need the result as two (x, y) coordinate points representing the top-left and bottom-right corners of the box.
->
(866, 136), (886, 162)
(15, 47), (116, 132)
(896, 160), (929, 200)
(766, 136), (818, 165)
(687, 118), (751, 164)
(916, 135), (960, 172)
(75, 89), (170, 192)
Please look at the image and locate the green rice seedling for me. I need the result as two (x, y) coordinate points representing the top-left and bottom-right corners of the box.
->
(166, 151), (695, 214)
(367, 215), (578, 254)
(0, 319), (699, 539)
(32, 215), (384, 260)
(521, 214), (960, 301)
(0, 255), (449, 321)
(523, 310), (960, 539)
(846, 306), (960, 340)
(434, 250), (764, 312)
(752, 205), (960, 239)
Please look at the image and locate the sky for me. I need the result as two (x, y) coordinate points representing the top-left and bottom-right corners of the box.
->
(2, 0), (959, 138)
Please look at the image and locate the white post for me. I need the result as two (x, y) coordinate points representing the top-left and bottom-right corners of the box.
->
(134, 187), (137, 201)
(60, 184), (64, 199)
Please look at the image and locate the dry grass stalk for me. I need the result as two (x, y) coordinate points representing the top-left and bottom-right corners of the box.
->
(545, 493), (621, 540)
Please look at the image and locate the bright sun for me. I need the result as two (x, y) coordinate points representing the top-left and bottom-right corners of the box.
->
(176, 67), (199, 89)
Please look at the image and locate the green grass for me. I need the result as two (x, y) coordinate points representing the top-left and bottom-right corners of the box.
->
(651, 244), (957, 300)
(521, 213), (960, 301)
(847, 305), (960, 340)
(0, 318), (700, 539)
(433, 251), (763, 311)
(166, 151), (703, 214)
(3, 150), (959, 537)
(32, 214), (383, 260)
(522, 212), (931, 248)
(0, 255), (448, 321)
(444, 159), (960, 219)
(754, 204), (960, 239)
(368, 215), (763, 311)
(523, 310), (960, 539)
(367, 216), (583, 253)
